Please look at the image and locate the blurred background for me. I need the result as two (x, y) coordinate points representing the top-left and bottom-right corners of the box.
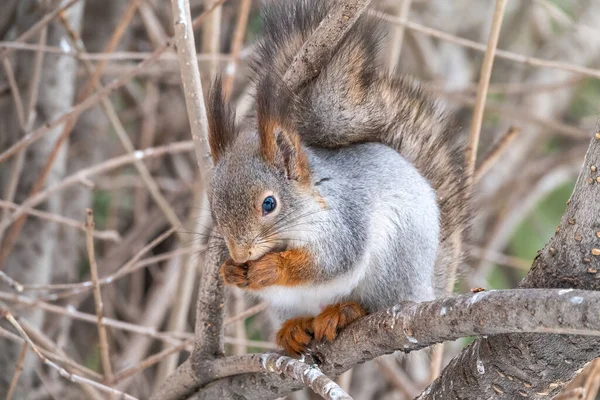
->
(0, 0), (599, 399)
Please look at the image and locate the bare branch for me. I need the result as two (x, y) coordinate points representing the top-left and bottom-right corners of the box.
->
(372, 10), (600, 80)
(171, 0), (213, 181)
(85, 209), (113, 383)
(0, 141), (194, 239)
(188, 288), (600, 399)
(474, 126), (520, 183)
(467, 0), (508, 177)
(0, 43), (171, 166)
(0, 0), (81, 62)
(0, 309), (137, 400)
(0, 200), (120, 242)
(283, 0), (372, 91)
(421, 123), (600, 398)
(222, 0), (252, 98)
(5, 343), (27, 400)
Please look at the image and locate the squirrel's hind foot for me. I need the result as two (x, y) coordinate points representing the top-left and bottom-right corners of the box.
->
(276, 302), (367, 355)
(313, 301), (367, 342)
(276, 316), (315, 355)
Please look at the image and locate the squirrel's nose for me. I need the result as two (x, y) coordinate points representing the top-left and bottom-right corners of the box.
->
(229, 245), (250, 264)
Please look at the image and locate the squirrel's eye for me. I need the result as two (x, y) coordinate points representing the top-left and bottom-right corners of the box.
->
(262, 196), (277, 215)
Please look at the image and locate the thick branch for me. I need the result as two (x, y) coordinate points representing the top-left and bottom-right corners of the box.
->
(420, 122), (600, 398)
(283, 0), (372, 91)
(190, 288), (600, 399)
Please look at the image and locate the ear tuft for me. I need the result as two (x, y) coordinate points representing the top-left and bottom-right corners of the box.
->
(207, 76), (236, 164)
(256, 75), (310, 184)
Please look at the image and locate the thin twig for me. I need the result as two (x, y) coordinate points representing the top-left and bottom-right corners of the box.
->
(19, 319), (104, 381)
(387, 0), (413, 73)
(0, 271), (24, 292)
(372, 10), (600, 81)
(467, 0), (508, 177)
(375, 357), (420, 398)
(35, 227), (179, 302)
(224, 302), (268, 325)
(0, 43), (171, 166)
(0, 25), (48, 263)
(0, 293), (181, 344)
(85, 209), (113, 383)
(59, 15), (185, 239)
(0, 326), (102, 382)
(5, 342), (28, 400)
(475, 126), (520, 182)
(0, 309), (138, 400)
(192, 0), (228, 30)
(0, 0), (81, 61)
(0, 141), (194, 240)
(2, 59), (26, 128)
(139, 1), (168, 48)
(200, 0), (223, 82)
(222, 0), (252, 98)
(0, 200), (120, 242)
(25, 25), (48, 125)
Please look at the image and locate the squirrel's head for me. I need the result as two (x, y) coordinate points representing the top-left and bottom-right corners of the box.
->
(207, 76), (316, 264)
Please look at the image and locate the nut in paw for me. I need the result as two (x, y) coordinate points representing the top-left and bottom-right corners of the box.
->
(219, 259), (249, 288)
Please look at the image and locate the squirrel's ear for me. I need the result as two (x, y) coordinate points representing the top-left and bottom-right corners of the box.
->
(275, 128), (310, 184)
(256, 76), (310, 185)
(207, 76), (236, 164)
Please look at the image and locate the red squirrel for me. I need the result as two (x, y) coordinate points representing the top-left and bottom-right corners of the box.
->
(206, 0), (469, 355)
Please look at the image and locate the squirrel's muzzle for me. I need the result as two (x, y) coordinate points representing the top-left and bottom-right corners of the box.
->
(228, 242), (252, 264)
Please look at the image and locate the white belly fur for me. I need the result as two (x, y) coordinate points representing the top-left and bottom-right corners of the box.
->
(255, 255), (368, 316)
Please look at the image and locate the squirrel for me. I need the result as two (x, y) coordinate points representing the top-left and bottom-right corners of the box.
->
(206, 0), (469, 355)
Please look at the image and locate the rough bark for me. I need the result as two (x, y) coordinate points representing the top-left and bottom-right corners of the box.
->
(419, 124), (600, 399)
(189, 288), (600, 399)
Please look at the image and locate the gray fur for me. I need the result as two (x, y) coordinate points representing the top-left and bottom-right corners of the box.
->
(208, 0), (468, 322)
(210, 130), (439, 319)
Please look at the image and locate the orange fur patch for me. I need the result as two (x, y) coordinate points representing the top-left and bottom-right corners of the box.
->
(276, 316), (315, 355)
(219, 260), (249, 288)
(290, 132), (311, 186)
(313, 301), (367, 342)
(258, 115), (277, 163)
(220, 248), (317, 290)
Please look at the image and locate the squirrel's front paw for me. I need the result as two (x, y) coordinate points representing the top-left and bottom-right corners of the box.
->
(219, 254), (282, 289)
(219, 259), (250, 288)
(244, 253), (281, 289)
(276, 316), (315, 355)
(313, 301), (367, 342)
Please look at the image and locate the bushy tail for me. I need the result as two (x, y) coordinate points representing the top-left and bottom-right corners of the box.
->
(251, 0), (470, 295)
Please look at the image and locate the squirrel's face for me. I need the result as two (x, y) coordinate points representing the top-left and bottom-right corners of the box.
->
(207, 75), (313, 264)
(210, 138), (313, 264)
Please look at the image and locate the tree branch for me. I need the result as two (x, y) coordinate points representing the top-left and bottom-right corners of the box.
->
(419, 121), (600, 398)
(283, 0), (372, 91)
(188, 288), (600, 399)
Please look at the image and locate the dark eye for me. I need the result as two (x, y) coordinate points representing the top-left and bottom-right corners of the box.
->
(262, 196), (277, 215)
